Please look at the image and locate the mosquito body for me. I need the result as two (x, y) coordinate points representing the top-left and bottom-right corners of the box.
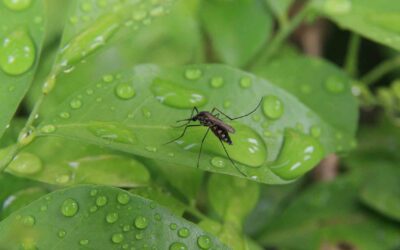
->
(165, 99), (262, 176)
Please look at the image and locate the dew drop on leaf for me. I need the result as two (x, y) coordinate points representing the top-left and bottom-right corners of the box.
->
(177, 227), (190, 238)
(239, 77), (252, 89)
(262, 95), (284, 120)
(2, 0), (32, 11)
(0, 29), (35, 75)
(145, 146), (157, 152)
(96, 195), (108, 207)
(102, 74), (114, 83)
(151, 79), (207, 108)
(324, 76), (345, 94)
(134, 215), (148, 229)
(169, 223), (177, 230)
(150, 6), (165, 17)
(79, 239), (89, 245)
(184, 68), (202, 80)
(132, 9), (148, 21)
(310, 125), (322, 138)
(169, 242), (188, 250)
(210, 76), (224, 88)
(115, 82), (135, 100)
(21, 215), (35, 226)
(117, 193), (130, 205)
(59, 112), (71, 119)
(70, 98), (82, 109)
(60, 198), (79, 217)
(223, 100), (231, 108)
(269, 129), (324, 180)
(210, 157), (226, 168)
(141, 107), (152, 118)
(106, 212), (119, 224)
(80, 2), (92, 12)
(58, 230), (66, 238)
(111, 233), (124, 244)
(40, 124), (56, 134)
(90, 189), (98, 196)
(8, 152), (42, 175)
(197, 235), (212, 249)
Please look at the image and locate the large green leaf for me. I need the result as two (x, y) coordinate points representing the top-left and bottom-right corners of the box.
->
(312, 0), (400, 51)
(37, 64), (355, 183)
(258, 176), (400, 250)
(0, 0), (46, 139)
(254, 57), (358, 154)
(200, 0), (272, 67)
(0, 185), (228, 249)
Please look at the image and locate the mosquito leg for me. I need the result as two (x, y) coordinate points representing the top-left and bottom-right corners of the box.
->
(211, 99), (263, 120)
(164, 124), (201, 145)
(176, 107), (199, 123)
(197, 127), (211, 169)
(219, 140), (247, 176)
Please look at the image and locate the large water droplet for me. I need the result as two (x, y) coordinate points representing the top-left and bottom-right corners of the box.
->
(324, 76), (345, 94)
(151, 79), (207, 109)
(106, 212), (119, 223)
(96, 195), (108, 206)
(111, 233), (124, 244)
(3, 0), (32, 11)
(170, 242), (188, 250)
(177, 227), (190, 238)
(115, 82), (135, 100)
(61, 198), (79, 217)
(184, 68), (202, 80)
(88, 123), (136, 144)
(262, 95), (284, 120)
(0, 29), (35, 75)
(8, 152), (42, 175)
(134, 215), (148, 229)
(117, 193), (130, 205)
(270, 129), (324, 180)
(197, 235), (212, 249)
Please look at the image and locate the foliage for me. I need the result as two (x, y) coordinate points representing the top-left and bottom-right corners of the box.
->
(0, 0), (399, 249)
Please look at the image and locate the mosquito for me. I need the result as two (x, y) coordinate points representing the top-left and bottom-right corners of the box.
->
(165, 99), (263, 176)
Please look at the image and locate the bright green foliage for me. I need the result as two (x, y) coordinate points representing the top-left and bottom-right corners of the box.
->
(0, 185), (228, 249)
(0, 0), (46, 138)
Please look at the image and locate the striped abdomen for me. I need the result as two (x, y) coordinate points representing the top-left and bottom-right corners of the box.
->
(211, 125), (232, 145)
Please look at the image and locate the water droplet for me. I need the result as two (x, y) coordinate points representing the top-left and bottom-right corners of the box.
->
(79, 239), (89, 245)
(223, 100), (231, 108)
(145, 146), (157, 152)
(3, 0), (32, 11)
(122, 224), (130, 232)
(117, 193), (130, 205)
(69, 16), (79, 24)
(134, 215), (148, 229)
(150, 6), (164, 17)
(135, 232), (144, 240)
(111, 233), (124, 244)
(106, 212), (119, 223)
(184, 68), (202, 80)
(8, 152), (42, 175)
(154, 213), (161, 221)
(86, 88), (94, 95)
(210, 157), (226, 168)
(132, 9), (147, 21)
(21, 215), (35, 226)
(102, 74), (114, 82)
(80, 2), (92, 12)
(96, 195), (108, 206)
(40, 205), (47, 211)
(97, 0), (107, 8)
(310, 125), (321, 138)
(324, 76), (345, 94)
(262, 95), (284, 120)
(59, 112), (71, 119)
(270, 129), (324, 180)
(151, 80), (207, 108)
(177, 227), (190, 238)
(197, 235), (212, 249)
(55, 173), (71, 184)
(169, 223), (177, 230)
(210, 76), (224, 88)
(141, 108), (151, 118)
(90, 189), (98, 196)
(169, 242), (188, 250)
(70, 98), (82, 109)
(323, 0), (351, 14)
(0, 29), (35, 75)
(115, 82), (135, 100)
(17, 130), (35, 146)
(252, 115), (261, 122)
(89, 123), (136, 144)
(58, 230), (66, 238)
(239, 77), (252, 88)
(61, 198), (79, 217)
(40, 124), (56, 134)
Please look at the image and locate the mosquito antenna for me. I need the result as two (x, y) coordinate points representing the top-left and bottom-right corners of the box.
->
(231, 98), (263, 120)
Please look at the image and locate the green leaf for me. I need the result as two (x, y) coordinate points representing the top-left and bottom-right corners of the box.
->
(254, 57), (359, 153)
(312, 0), (400, 51)
(200, 0), (273, 67)
(0, 0), (46, 139)
(266, 0), (294, 26)
(0, 185), (228, 249)
(38, 64), (355, 183)
(258, 176), (400, 250)
(207, 174), (259, 227)
(6, 137), (150, 187)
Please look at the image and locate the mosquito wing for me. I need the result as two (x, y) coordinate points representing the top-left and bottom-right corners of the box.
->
(205, 113), (235, 133)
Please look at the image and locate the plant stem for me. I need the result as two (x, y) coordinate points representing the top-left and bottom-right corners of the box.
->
(344, 34), (361, 77)
(185, 205), (208, 221)
(249, 1), (311, 69)
(361, 56), (400, 85)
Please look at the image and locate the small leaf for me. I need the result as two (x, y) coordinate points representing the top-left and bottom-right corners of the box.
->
(6, 137), (150, 187)
(200, 0), (273, 67)
(38, 64), (356, 183)
(312, 0), (400, 51)
(0, 185), (228, 249)
(0, 0), (46, 139)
